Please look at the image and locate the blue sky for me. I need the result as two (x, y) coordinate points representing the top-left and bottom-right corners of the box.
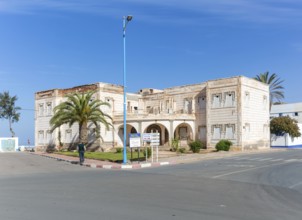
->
(0, 0), (302, 145)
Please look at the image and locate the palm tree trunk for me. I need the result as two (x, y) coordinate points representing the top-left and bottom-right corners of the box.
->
(9, 117), (14, 137)
(79, 122), (88, 144)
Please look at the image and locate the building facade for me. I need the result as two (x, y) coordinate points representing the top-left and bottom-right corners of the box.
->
(35, 76), (270, 151)
(271, 103), (302, 148)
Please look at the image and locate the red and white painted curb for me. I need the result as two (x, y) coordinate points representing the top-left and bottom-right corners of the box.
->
(32, 153), (171, 169)
(85, 161), (171, 169)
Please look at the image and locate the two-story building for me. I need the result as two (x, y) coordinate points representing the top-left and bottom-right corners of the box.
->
(35, 76), (270, 151)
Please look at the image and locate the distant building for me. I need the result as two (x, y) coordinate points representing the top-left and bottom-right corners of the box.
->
(271, 103), (302, 123)
(271, 103), (302, 148)
(35, 76), (270, 151)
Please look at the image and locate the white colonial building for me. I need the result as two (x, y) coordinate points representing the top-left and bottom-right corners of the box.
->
(35, 76), (270, 151)
(271, 102), (302, 148)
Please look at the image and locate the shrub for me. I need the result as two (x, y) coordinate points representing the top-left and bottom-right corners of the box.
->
(115, 148), (122, 153)
(178, 148), (186, 154)
(189, 140), (205, 153)
(143, 147), (152, 158)
(215, 140), (232, 151)
(171, 138), (180, 152)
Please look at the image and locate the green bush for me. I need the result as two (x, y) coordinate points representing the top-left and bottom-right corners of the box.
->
(178, 148), (186, 154)
(215, 140), (232, 151)
(171, 138), (180, 152)
(115, 148), (122, 153)
(189, 140), (205, 153)
(143, 147), (152, 158)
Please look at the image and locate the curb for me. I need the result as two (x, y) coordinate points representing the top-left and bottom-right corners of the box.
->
(84, 161), (171, 169)
(32, 153), (171, 170)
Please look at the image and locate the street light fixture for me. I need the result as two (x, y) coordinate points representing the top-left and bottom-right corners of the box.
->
(123, 15), (133, 164)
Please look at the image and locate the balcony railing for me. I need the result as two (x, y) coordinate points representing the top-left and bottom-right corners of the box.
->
(112, 109), (196, 122)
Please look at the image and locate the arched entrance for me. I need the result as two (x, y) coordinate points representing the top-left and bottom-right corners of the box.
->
(118, 124), (138, 146)
(144, 123), (169, 146)
(174, 123), (193, 147)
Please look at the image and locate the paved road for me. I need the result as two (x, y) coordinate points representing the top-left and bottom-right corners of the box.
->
(0, 150), (302, 220)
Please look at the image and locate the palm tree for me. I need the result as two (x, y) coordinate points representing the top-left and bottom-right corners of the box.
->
(50, 91), (112, 144)
(254, 72), (284, 109)
(0, 91), (21, 137)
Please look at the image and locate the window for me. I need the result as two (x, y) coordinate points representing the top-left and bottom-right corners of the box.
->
(263, 95), (268, 110)
(224, 92), (235, 107)
(212, 124), (222, 139)
(65, 129), (72, 143)
(105, 97), (113, 110)
(127, 101), (131, 112)
(225, 124), (235, 139)
(198, 96), (206, 109)
(89, 96), (95, 103)
(146, 106), (152, 113)
(38, 130), (44, 144)
(38, 104), (44, 116)
(244, 92), (250, 107)
(46, 102), (52, 116)
(134, 106), (138, 113)
(179, 127), (188, 139)
(198, 126), (206, 140)
(46, 130), (52, 142)
(165, 100), (169, 109)
(167, 98), (175, 113)
(184, 98), (192, 114)
(212, 94), (222, 108)
(243, 123), (250, 139)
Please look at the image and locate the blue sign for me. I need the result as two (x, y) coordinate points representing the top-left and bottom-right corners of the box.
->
(129, 133), (140, 138)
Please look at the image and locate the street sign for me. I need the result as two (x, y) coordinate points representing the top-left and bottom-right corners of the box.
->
(150, 133), (160, 146)
(142, 133), (152, 141)
(142, 133), (160, 162)
(129, 133), (141, 148)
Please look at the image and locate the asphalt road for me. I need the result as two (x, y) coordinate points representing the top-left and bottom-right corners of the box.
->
(1, 150), (302, 220)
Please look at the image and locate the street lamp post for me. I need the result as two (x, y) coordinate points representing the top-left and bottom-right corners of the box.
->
(123, 15), (133, 164)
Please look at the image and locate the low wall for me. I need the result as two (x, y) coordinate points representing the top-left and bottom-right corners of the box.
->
(271, 124), (302, 148)
(0, 137), (19, 152)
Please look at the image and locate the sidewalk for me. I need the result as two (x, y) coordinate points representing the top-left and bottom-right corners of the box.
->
(33, 152), (171, 169)
(32, 148), (286, 170)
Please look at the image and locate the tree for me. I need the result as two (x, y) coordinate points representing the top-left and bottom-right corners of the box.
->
(270, 116), (301, 138)
(50, 91), (112, 145)
(254, 72), (284, 109)
(0, 91), (21, 137)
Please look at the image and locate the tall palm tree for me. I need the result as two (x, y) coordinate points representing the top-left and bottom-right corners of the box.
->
(50, 91), (112, 144)
(0, 91), (21, 137)
(254, 71), (284, 109)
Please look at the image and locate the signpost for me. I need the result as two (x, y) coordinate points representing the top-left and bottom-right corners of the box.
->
(129, 133), (141, 148)
(129, 133), (141, 163)
(143, 133), (160, 162)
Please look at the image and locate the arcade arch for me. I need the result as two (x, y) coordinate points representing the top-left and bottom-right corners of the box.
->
(117, 124), (138, 146)
(144, 123), (169, 146)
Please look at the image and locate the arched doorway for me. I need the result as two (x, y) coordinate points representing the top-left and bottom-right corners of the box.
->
(144, 123), (169, 146)
(118, 124), (138, 146)
(174, 123), (193, 147)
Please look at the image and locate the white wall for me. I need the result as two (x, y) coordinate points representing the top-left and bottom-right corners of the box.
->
(271, 123), (302, 148)
(0, 137), (19, 152)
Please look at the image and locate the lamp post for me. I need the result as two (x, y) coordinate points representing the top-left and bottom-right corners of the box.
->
(123, 15), (133, 164)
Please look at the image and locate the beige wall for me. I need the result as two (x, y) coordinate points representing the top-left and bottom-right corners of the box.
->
(35, 76), (270, 151)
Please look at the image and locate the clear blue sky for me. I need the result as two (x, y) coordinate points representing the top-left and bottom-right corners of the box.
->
(1, 0), (302, 145)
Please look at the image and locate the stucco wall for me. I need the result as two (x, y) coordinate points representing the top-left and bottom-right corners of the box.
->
(35, 76), (269, 152)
